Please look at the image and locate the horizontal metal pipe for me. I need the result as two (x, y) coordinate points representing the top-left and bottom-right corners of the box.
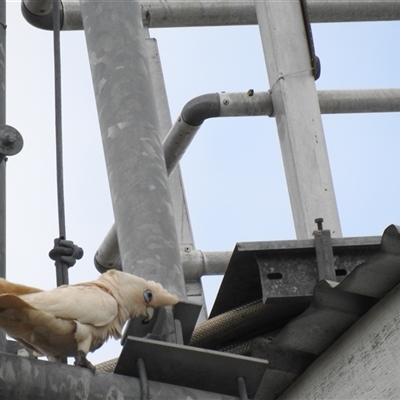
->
(95, 248), (231, 280)
(163, 88), (400, 176)
(164, 91), (273, 174)
(21, 0), (400, 31)
(182, 250), (232, 281)
(96, 88), (400, 274)
(318, 89), (400, 114)
(0, 353), (237, 400)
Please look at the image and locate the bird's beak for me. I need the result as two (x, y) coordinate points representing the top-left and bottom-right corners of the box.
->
(142, 307), (154, 324)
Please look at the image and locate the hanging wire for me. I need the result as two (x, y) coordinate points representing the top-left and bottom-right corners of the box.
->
(50, 0), (84, 294)
(52, 0), (66, 241)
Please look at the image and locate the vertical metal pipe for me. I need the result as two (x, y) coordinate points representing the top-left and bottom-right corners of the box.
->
(0, 0), (6, 279)
(0, 0), (6, 352)
(80, 0), (186, 299)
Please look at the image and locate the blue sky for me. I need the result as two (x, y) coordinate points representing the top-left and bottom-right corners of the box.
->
(4, 2), (400, 363)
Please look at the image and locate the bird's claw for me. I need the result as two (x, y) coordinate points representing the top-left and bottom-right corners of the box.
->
(75, 350), (96, 373)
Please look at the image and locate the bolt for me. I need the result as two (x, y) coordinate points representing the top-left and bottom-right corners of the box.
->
(223, 99), (230, 105)
(0, 129), (17, 146)
(315, 218), (324, 230)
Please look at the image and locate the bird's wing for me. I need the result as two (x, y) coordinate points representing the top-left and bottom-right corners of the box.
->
(0, 293), (77, 356)
(0, 278), (43, 295)
(0, 293), (75, 335)
(21, 284), (119, 327)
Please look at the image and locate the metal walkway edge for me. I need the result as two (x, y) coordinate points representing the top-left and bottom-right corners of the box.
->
(254, 224), (400, 399)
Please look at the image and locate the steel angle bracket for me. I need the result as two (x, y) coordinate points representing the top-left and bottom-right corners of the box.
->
(122, 300), (202, 345)
(115, 336), (270, 398)
(211, 235), (381, 318)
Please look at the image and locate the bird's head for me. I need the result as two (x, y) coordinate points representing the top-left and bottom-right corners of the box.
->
(139, 281), (179, 324)
(102, 270), (179, 324)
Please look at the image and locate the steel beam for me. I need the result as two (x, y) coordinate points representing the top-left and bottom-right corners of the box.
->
(80, 0), (186, 299)
(256, 0), (342, 240)
(21, 0), (400, 31)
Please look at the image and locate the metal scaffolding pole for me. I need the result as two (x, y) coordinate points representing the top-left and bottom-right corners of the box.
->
(79, 0), (186, 299)
(0, 0), (5, 279)
(256, 0), (342, 240)
(0, 0), (6, 352)
(21, 0), (400, 31)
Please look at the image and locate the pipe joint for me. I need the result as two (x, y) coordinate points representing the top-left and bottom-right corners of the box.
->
(21, 0), (63, 30)
(181, 93), (221, 126)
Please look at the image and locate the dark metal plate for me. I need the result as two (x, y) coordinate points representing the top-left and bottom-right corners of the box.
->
(115, 336), (270, 398)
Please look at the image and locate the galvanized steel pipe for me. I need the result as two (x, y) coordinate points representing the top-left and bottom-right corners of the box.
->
(80, 0), (186, 299)
(164, 91), (273, 175)
(318, 89), (400, 114)
(21, 0), (400, 31)
(96, 88), (400, 275)
(0, 352), (237, 400)
(164, 88), (400, 177)
(0, 0), (5, 352)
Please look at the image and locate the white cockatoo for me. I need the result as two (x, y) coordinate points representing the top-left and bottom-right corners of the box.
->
(0, 270), (179, 371)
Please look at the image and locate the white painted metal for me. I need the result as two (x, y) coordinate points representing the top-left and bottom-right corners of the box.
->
(256, 1), (342, 239)
(280, 283), (400, 399)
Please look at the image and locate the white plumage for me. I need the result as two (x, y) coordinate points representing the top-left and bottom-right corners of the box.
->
(0, 270), (179, 371)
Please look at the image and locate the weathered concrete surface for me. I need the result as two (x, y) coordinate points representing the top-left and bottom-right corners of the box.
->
(280, 283), (400, 399)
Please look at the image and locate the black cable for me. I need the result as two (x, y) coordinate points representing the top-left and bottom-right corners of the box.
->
(52, 0), (66, 242)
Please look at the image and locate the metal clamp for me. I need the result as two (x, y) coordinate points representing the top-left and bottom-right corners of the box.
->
(49, 238), (83, 286)
(313, 218), (336, 281)
(0, 125), (23, 163)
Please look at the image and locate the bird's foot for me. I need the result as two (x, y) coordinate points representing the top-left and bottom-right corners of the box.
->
(74, 350), (96, 373)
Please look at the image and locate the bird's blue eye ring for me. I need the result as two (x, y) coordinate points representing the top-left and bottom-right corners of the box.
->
(143, 290), (153, 303)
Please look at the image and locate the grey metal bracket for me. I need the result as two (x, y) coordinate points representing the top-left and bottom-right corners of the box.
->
(313, 218), (336, 281)
(122, 300), (202, 346)
(210, 235), (381, 317)
(115, 336), (270, 398)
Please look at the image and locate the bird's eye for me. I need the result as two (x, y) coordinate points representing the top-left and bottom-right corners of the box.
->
(143, 290), (153, 303)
